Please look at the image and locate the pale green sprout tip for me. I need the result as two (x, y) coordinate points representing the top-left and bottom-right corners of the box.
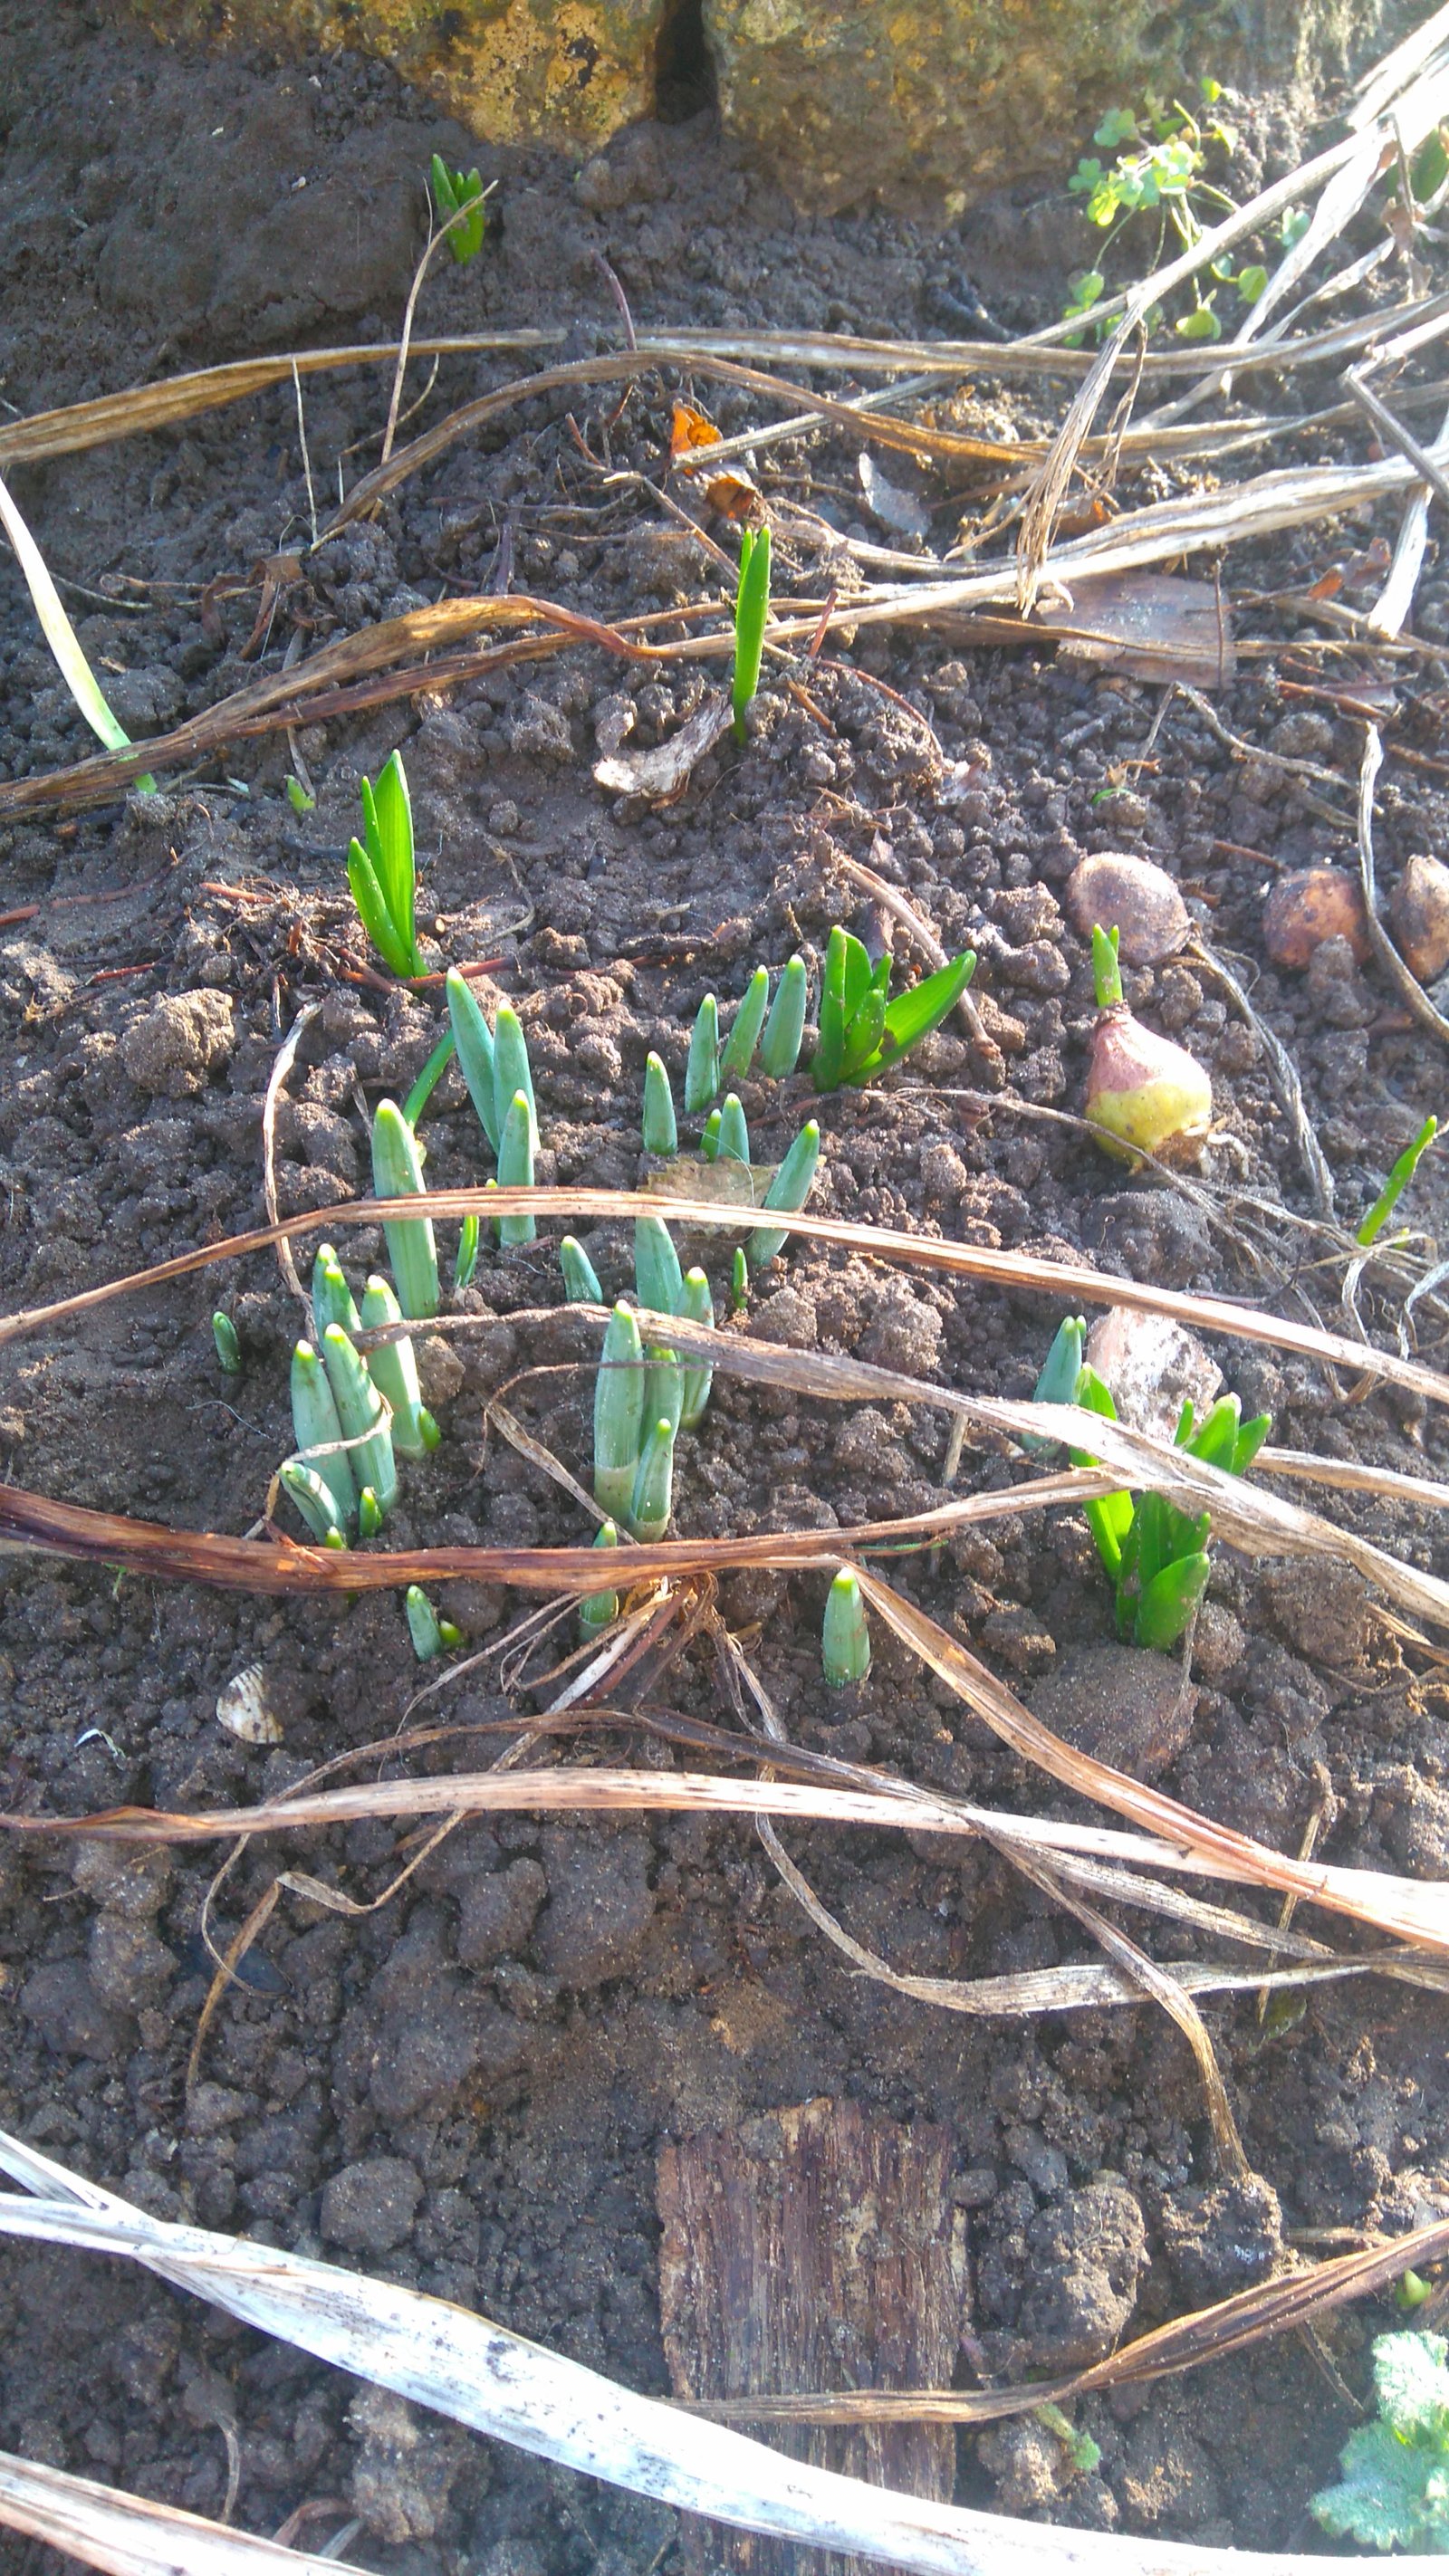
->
(731, 523), (771, 744)
(748, 1119), (820, 1265)
(455, 1213), (480, 1291)
(685, 993), (721, 1114)
(699, 1107), (723, 1161)
(679, 1268), (715, 1432)
(290, 1339), (357, 1533)
(759, 954), (807, 1077)
(446, 967), (500, 1152)
(821, 1568), (871, 1687)
(285, 773), (316, 815)
(321, 1322), (398, 1516)
(1358, 1114), (1439, 1245)
(716, 1093), (750, 1165)
(495, 1087), (536, 1245)
(360, 1275), (437, 1460)
(277, 1460), (350, 1551)
(371, 1097), (439, 1319)
(731, 1245), (749, 1310)
(635, 1213), (685, 1319)
(492, 1003), (538, 1158)
(359, 1487), (386, 1540)
(642, 1051), (678, 1155)
(579, 1520), (621, 1640)
(561, 1236), (603, 1303)
(629, 1416), (677, 1541)
(312, 1243), (360, 1338)
(594, 1303), (647, 1522)
(721, 966), (771, 1081)
(407, 1585), (461, 1660)
(211, 1311), (242, 1374)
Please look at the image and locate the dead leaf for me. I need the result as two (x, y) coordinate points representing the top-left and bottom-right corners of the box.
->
(594, 691), (734, 801)
(668, 399), (761, 519)
(1037, 571), (1235, 690)
(858, 453), (932, 541)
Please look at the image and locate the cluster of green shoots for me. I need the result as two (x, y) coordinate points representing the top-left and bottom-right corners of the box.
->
(1032, 1317), (1270, 1652)
(214, 751), (541, 1655)
(1063, 79), (1282, 342)
(428, 155), (488, 264)
(642, 924), (974, 1135)
(1312, 2331), (1449, 2552)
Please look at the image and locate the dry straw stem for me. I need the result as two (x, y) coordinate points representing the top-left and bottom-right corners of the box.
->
(5, 295), (1447, 480)
(1358, 723), (1449, 1049)
(0, 2131), (1442, 2576)
(0, 2445), (368, 2576)
(693, 2212), (1449, 2428)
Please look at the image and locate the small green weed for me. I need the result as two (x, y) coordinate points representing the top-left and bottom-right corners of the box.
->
(1063, 80), (1276, 342)
(1313, 2331), (1449, 2552)
(428, 155), (488, 263)
(1358, 1114), (1439, 1246)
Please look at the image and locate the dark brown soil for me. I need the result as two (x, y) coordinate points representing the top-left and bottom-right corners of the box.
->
(3, 5), (1449, 2568)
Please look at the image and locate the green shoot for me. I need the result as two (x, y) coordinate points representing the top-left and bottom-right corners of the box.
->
(278, 1460), (350, 1550)
(679, 1269), (715, 1431)
(821, 1568), (871, 1687)
(429, 155), (488, 263)
(359, 1487), (386, 1541)
(732, 524), (771, 743)
(446, 968), (500, 1152)
(370, 1100), (439, 1320)
(748, 1120), (820, 1266)
(629, 1416), (677, 1540)
(579, 1521), (621, 1640)
(455, 1213), (479, 1291)
(348, 751), (422, 981)
(732, 1246), (749, 1310)
(493, 1004), (538, 1157)
(494, 1088), (536, 1245)
(1091, 921), (1124, 1009)
(211, 1312), (242, 1374)
(699, 1107), (723, 1161)
(407, 1585), (462, 1660)
(721, 967), (770, 1082)
(561, 1236), (603, 1303)
(594, 1303), (647, 1522)
(642, 1052), (678, 1155)
(0, 472), (157, 790)
(759, 955), (807, 1077)
(321, 1323), (398, 1517)
(1358, 1115), (1439, 1245)
(285, 773), (316, 815)
(1313, 2333), (1449, 2552)
(1020, 1314), (1086, 1457)
(811, 924), (975, 1091)
(635, 1214), (686, 1319)
(716, 1094), (750, 1164)
(1398, 2270), (1435, 2313)
(1033, 2404), (1101, 2477)
(290, 1341), (357, 1534)
(685, 995), (721, 1114)
(360, 1276), (439, 1460)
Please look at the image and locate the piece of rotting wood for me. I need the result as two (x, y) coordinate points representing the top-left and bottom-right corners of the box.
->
(657, 2097), (967, 2576)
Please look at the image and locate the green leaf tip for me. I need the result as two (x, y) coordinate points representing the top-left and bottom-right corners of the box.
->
(822, 1568), (871, 1688)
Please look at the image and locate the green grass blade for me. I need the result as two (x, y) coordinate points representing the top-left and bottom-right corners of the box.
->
(403, 1029), (456, 1129)
(446, 969), (500, 1151)
(731, 524), (771, 742)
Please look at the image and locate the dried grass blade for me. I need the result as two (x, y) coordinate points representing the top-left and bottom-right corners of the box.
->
(1358, 723), (1449, 1045)
(1, 1755), (1445, 1960)
(851, 1566), (1449, 1953)
(5, 1184), (1449, 1413)
(696, 2208), (1449, 2428)
(0, 2145), (1342, 2576)
(0, 2445), (369, 2576)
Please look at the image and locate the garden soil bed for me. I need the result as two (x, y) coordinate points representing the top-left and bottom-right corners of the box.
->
(2, 4), (1449, 2566)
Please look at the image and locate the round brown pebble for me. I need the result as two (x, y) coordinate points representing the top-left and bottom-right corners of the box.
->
(1262, 867), (1370, 969)
(1389, 851), (1449, 984)
(1063, 852), (1190, 966)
